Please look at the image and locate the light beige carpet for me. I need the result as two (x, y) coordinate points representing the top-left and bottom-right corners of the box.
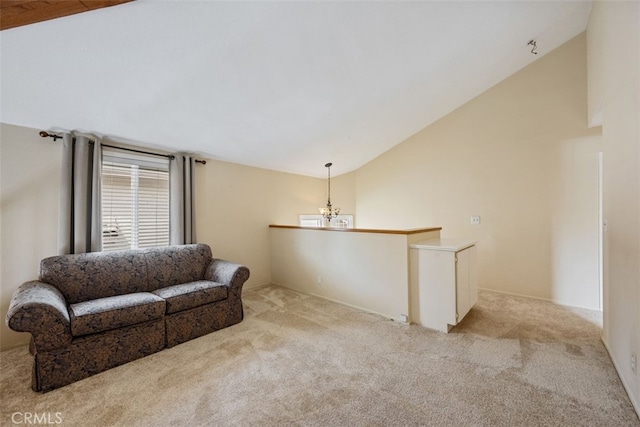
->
(1, 285), (638, 426)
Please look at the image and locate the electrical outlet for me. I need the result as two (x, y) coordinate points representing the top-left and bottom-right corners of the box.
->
(316, 274), (322, 286)
(632, 352), (637, 375)
(471, 216), (481, 225)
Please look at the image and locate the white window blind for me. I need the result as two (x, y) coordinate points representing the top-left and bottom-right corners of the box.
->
(101, 150), (170, 251)
(298, 214), (354, 228)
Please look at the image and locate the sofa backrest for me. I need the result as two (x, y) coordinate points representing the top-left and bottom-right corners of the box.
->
(39, 244), (212, 304)
(143, 244), (212, 290)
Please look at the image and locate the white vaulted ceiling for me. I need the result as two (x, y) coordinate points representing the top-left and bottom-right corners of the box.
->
(0, 0), (592, 177)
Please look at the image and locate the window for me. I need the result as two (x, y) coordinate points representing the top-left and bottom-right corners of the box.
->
(299, 215), (323, 227)
(101, 149), (170, 251)
(298, 214), (354, 228)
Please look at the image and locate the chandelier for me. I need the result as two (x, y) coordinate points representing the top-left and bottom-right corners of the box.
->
(319, 162), (341, 222)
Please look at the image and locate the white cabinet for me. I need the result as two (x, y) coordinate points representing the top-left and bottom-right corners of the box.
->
(409, 238), (477, 333)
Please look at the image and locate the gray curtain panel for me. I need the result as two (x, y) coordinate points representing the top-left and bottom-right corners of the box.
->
(58, 132), (103, 255)
(170, 154), (195, 245)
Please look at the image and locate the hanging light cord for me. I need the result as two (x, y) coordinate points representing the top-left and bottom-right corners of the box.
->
(325, 162), (332, 205)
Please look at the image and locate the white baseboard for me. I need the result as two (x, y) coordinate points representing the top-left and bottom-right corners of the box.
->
(243, 282), (273, 291)
(478, 287), (602, 312)
(601, 337), (640, 419)
(269, 282), (408, 324)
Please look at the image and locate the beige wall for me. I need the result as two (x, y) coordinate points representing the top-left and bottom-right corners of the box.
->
(0, 123), (345, 350)
(0, 123), (62, 350)
(270, 227), (440, 321)
(194, 159), (333, 290)
(588, 1), (640, 413)
(355, 33), (602, 310)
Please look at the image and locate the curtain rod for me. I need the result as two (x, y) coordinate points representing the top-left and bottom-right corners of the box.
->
(39, 131), (207, 164)
(102, 143), (175, 160)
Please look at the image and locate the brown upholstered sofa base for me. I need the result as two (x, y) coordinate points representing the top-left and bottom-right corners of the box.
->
(34, 298), (245, 392)
(34, 319), (165, 392)
(165, 299), (243, 348)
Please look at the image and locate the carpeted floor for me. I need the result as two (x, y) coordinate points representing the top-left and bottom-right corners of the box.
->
(1, 285), (638, 426)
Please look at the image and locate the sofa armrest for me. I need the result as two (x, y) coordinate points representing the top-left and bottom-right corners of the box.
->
(5, 281), (72, 351)
(204, 259), (250, 298)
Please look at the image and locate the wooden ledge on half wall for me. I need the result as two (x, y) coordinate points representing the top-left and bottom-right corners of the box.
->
(268, 225), (442, 235)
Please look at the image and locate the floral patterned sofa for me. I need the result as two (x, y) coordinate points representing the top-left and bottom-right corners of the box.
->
(5, 244), (249, 392)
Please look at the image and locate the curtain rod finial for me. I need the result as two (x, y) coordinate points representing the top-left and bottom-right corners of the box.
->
(40, 131), (62, 141)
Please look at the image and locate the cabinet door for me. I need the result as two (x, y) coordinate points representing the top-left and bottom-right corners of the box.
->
(455, 248), (471, 322)
(415, 249), (457, 330)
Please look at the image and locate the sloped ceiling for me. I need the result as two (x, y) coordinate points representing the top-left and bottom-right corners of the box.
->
(0, 0), (592, 177)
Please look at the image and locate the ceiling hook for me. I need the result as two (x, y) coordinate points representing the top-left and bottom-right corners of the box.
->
(528, 39), (538, 55)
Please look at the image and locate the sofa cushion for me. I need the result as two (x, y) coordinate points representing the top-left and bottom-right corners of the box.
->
(40, 244), (214, 304)
(152, 280), (227, 314)
(144, 245), (212, 291)
(69, 293), (165, 337)
(41, 251), (149, 304)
